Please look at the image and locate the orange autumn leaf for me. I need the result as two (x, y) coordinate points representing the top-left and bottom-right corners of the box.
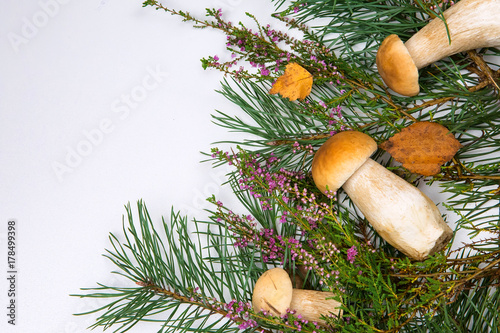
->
(269, 63), (313, 101)
(379, 121), (462, 176)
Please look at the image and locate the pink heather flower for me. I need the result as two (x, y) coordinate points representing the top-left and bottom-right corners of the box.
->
(347, 245), (358, 263)
(260, 68), (270, 76)
(213, 55), (219, 61)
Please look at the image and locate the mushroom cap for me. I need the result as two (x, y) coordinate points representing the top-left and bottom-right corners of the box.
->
(311, 131), (377, 194)
(376, 34), (420, 96)
(252, 268), (293, 316)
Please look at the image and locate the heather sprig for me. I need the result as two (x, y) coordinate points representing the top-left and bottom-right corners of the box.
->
(211, 147), (336, 233)
(202, 10), (343, 84)
(144, 1), (343, 85)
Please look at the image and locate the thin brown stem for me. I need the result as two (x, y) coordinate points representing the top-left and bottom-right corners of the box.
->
(467, 50), (500, 92)
(140, 282), (282, 333)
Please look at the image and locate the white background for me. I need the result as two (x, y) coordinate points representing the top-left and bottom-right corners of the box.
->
(0, 0), (278, 332)
(0, 0), (492, 332)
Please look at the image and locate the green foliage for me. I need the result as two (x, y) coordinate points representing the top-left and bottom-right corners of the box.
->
(76, 1), (499, 332)
(73, 202), (263, 332)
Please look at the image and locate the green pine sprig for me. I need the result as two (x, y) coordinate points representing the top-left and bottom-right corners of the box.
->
(73, 202), (269, 332)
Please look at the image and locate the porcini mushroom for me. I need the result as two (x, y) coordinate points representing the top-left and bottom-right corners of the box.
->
(252, 267), (341, 325)
(376, 0), (500, 96)
(311, 131), (453, 261)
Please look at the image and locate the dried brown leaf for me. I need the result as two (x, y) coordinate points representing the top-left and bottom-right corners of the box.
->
(380, 122), (462, 176)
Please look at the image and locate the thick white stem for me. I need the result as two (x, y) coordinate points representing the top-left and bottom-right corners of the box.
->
(405, 0), (500, 69)
(342, 159), (452, 261)
(290, 289), (341, 325)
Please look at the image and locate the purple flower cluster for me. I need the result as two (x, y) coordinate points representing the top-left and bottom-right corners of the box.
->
(347, 245), (358, 264)
(215, 208), (306, 263)
(292, 141), (314, 154)
(213, 206), (348, 293)
(300, 99), (347, 136)
(212, 148), (335, 230)
(158, 285), (262, 331)
(280, 309), (321, 332)
(199, 8), (343, 86)
(214, 207), (306, 264)
(221, 299), (258, 330)
(207, 20), (302, 80)
(236, 152), (297, 210)
(256, 307), (325, 332)
(327, 104), (346, 135)
(292, 2), (308, 14)
(422, 0), (455, 11)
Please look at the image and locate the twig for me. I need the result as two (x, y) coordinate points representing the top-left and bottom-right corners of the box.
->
(467, 50), (500, 92)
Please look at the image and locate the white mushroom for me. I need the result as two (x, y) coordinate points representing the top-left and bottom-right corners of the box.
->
(311, 131), (453, 261)
(376, 0), (500, 96)
(252, 267), (342, 325)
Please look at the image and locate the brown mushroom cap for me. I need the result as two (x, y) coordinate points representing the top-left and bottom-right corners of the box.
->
(252, 268), (293, 316)
(311, 131), (377, 194)
(376, 34), (420, 96)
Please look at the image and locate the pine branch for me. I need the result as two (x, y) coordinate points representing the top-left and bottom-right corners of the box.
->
(73, 202), (269, 332)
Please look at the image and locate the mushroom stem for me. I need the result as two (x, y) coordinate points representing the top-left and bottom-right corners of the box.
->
(342, 158), (452, 261)
(290, 289), (341, 326)
(405, 0), (500, 69)
(376, 0), (500, 96)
